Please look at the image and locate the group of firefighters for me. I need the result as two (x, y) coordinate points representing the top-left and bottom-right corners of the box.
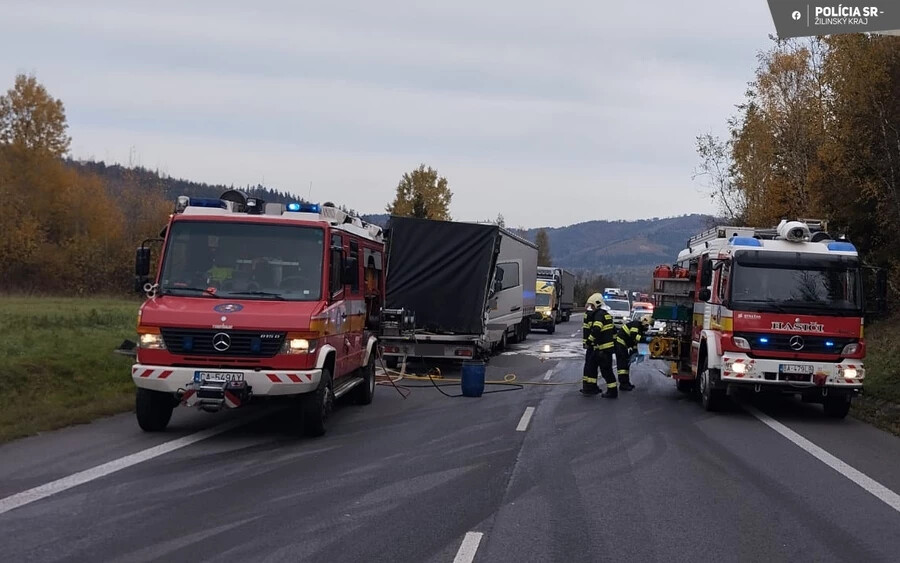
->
(581, 293), (652, 398)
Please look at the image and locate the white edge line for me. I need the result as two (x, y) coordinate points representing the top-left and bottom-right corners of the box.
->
(0, 412), (265, 516)
(746, 406), (900, 514)
(543, 369), (554, 381)
(516, 407), (536, 432)
(453, 531), (484, 563)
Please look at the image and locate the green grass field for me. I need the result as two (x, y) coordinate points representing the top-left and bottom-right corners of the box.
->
(0, 296), (141, 442)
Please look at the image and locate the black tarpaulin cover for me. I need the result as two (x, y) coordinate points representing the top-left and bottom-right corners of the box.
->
(385, 216), (499, 334)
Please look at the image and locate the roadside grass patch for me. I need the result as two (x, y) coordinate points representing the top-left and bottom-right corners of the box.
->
(0, 296), (141, 442)
(852, 314), (900, 434)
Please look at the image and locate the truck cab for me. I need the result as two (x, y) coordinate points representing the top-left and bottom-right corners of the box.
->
(532, 279), (558, 333)
(131, 192), (385, 436)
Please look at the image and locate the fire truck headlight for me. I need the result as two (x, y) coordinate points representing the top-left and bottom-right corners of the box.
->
(282, 336), (317, 355)
(842, 368), (858, 379)
(138, 331), (166, 350)
(732, 337), (751, 350)
(731, 362), (747, 374)
(841, 343), (859, 356)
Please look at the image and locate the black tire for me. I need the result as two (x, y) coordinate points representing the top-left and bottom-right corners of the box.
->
(302, 369), (334, 437)
(136, 387), (176, 432)
(385, 356), (400, 371)
(698, 366), (726, 412)
(676, 379), (694, 393)
(823, 396), (851, 419)
(509, 324), (520, 344)
(353, 356), (376, 405)
(547, 321), (556, 334)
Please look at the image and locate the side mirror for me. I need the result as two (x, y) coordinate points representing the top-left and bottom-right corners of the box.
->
(135, 247), (151, 293)
(495, 267), (505, 281)
(700, 261), (713, 286)
(494, 279), (503, 293)
(698, 288), (712, 302)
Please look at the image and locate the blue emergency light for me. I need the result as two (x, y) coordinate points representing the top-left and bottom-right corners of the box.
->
(286, 202), (320, 213)
(759, 337), (769, 344)
(825, 341), (835, 348)
(189, 197), (227, 208)
(729, 236), (762, 247)
(826, 242), (856, 252)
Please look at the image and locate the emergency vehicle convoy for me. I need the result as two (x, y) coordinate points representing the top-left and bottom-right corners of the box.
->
(131, 190), (385, 436)
(647, 219), (869, 418)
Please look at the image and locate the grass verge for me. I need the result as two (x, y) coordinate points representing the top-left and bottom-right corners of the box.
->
(851, 314), (900, 435)
(0, 296), (141, 443)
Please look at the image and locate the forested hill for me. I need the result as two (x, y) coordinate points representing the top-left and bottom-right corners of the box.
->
(69, 159), (710, 288)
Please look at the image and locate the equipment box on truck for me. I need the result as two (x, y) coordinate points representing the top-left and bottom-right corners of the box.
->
(131, 191), (385, 436)
(646, 219), (885, 418)
(379, 216), (536, 367)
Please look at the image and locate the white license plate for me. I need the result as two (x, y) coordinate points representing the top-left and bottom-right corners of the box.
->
(779, 364), (814, 375)
(194, 371), (244, 382)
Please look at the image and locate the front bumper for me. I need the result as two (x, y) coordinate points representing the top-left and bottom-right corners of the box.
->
(131, 364), (322, 396)
(720, 354), (863, 389)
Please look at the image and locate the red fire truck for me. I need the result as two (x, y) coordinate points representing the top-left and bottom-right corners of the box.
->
(131, 190), (385, 436)
(648, 219), (875, 418)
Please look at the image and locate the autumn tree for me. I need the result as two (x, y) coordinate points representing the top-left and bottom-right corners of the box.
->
(386, 164), (452, 220)
(0, 74), (70, 157)
(535, 229), (552, 266)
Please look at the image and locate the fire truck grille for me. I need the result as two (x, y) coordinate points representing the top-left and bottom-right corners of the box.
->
(160, 329), (286, 357)
(734, 332), (855, 356)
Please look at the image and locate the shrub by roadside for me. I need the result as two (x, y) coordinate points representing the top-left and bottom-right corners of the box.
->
(852, 314), (900, 435)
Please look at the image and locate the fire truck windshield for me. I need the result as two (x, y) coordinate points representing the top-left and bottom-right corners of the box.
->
(158, 221), (325, 301)
(730, 251), (862, 316)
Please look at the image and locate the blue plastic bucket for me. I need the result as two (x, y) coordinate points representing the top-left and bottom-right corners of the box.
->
(460, 360), (486, 397)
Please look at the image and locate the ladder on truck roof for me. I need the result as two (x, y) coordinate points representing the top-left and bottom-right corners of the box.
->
(687, 219), (828, 247)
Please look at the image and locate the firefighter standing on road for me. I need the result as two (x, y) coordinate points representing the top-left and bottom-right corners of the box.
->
(614, 315), (651, 391)
(582, 293), (618, 398)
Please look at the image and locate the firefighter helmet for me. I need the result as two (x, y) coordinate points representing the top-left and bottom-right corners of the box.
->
(586, 293), (605, 309)
(639, 315), (652, 329)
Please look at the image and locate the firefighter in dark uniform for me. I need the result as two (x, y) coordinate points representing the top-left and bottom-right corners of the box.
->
(582, 293), (618, 397)
(614, 315), (651, 391)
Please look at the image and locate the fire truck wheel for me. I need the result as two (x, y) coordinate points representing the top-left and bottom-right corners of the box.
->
(699, 366), (725, 412)
(135, 388), (175, 432)
(354, 356), (376, 405)
(302, 370), (333, 437)
(823, 395), (851, 419)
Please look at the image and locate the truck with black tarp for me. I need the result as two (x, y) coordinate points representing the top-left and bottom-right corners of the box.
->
(379, 216), (536, 367)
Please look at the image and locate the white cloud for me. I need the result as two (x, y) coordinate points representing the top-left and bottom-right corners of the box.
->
(0, 0), (773, 227)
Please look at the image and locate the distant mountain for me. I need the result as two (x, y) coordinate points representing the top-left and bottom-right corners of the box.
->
(519, 214), (716, 289)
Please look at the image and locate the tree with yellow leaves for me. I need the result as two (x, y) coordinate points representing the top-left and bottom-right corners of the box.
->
(386, 164), (453, 220)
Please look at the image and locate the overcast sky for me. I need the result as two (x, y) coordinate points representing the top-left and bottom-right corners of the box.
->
(0, 0), (775, 228)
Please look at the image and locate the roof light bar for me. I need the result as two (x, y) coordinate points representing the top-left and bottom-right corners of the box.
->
(286, 202), (320, 213)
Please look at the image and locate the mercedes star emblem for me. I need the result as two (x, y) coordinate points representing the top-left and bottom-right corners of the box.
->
(213, 332), (231, 352)
(789, 335), (805, 351)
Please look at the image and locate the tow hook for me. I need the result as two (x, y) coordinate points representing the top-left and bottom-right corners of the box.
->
(754, 384), (761, 393)
(183, 379), (252, 412)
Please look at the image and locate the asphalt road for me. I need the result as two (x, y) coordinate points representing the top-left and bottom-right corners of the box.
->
(2, 313), (900, 562)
